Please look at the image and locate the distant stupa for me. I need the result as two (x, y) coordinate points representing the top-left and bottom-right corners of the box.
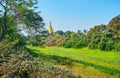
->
(48, 21), (53, 34)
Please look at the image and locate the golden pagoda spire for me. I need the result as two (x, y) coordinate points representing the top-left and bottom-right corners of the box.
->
(48, 21), (53, 34)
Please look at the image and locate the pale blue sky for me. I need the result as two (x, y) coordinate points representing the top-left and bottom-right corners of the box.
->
(38, 0), (120, 32)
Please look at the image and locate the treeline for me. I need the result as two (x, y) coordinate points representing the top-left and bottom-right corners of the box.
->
(45, 15), (120, 51)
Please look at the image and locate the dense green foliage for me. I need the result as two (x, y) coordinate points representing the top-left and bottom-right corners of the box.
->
(0, 0), (76, 78)
(45, 15), (120, 51)
(0, 0), (120, 77)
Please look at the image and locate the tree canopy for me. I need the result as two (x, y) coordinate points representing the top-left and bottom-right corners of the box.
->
(0, 0), (45, 41)
(45, 15), (120, 51)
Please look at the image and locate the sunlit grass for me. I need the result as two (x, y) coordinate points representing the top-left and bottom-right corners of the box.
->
(28, 46), (120, 70)
(27, 46), (120, 77)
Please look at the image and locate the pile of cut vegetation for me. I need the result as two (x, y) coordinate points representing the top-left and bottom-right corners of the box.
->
(0, 42), (77, 78)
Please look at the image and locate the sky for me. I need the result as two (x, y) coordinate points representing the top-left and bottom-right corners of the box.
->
(38, 0), (120, 32)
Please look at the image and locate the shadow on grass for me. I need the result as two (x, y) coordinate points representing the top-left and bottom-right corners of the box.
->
(27, 48), (120, 77)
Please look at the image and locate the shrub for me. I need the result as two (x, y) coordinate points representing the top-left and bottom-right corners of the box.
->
(32, 42), (43, 46)
(73, 40), (87, 48)
(98, 41), (106, 51)
(115, 42), (120, 51)
(88, 41), (98, 49)
(63, 41), (75, 48)
(105, 41), (115, 51)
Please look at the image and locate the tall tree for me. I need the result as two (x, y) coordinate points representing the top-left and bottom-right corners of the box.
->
(0, 0), (44, 41)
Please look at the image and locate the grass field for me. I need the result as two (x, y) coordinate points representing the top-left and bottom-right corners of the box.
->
(27, 46), (120, 78)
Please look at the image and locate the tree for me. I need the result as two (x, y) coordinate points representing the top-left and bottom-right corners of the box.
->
(107, 15), (120, 39)
(54, 30), (64, 36)
(77, 30), (83, 35)
(0, 0), (46, 53)
(0, 0), (44, 41)
(83, 30), (87, 35)
(21, 10), (45, 35)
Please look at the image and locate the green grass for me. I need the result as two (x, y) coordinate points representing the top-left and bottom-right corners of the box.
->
(27, 46), (120, 78)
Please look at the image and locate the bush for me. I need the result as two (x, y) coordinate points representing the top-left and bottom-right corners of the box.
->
(98, 41), (106, 51)
(115, 42), (120, 51)
(105, 41), (115, 51)
(88, 41), (98, 49)
(63, 41), (76, 48)
(73, 40), (87, 48)
(32, 42), (43, 46)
